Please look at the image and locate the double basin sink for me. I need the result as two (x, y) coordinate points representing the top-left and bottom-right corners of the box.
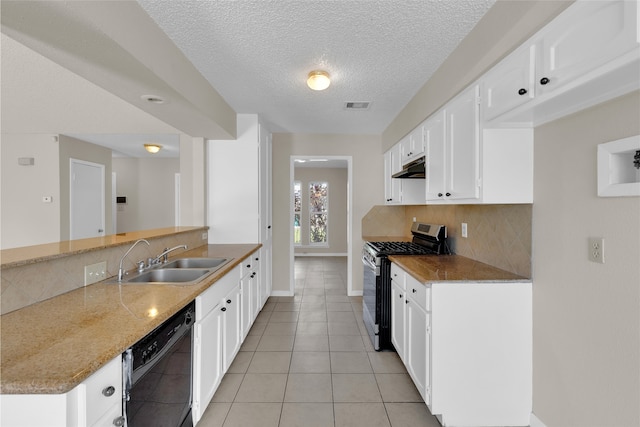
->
(114, 257), (230, 285)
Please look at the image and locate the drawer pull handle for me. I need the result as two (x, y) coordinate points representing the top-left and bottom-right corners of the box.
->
(540, 77), (550, 85)
(412, 288), (417, 293)
(227, 299), (232, 304)
(221, 307), (227, 312)
(102, 386), (116, 397)
(518, 88), (527, 95)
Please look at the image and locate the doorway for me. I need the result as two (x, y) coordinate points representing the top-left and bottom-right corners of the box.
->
(289, 156), (353, 296)
(70, 158), (105, 240)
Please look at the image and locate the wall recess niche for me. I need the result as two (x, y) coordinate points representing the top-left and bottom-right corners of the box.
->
(597, 135), (640, 197)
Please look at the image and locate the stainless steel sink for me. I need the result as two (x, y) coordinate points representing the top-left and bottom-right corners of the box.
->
(125, 269), (212, 283)
(162, 257), (228, 269)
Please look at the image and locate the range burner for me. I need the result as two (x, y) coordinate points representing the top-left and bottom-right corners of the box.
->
(366, 241), (436, 256)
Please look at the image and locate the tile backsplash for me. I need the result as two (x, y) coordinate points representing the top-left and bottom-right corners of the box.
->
(1, 230), (206, 314)
(362, 204), (532, 278)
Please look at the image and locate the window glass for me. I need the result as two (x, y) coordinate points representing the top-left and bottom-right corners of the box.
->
(309, 182), (328, 244)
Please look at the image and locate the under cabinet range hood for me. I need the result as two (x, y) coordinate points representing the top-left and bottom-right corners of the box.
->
(391, 156), (425, 179)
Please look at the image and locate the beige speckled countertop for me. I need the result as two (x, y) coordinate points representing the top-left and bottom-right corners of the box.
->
(389, 255), (528, 283)
(0, 244), (260, 395)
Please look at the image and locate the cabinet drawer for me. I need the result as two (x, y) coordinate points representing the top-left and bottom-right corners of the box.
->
(90, 402), (122, 427)
(406, 274), (430, 311)
(197, 265), (240, 319)
(84, 356), (121, 427)
(390, 262), (405, 288)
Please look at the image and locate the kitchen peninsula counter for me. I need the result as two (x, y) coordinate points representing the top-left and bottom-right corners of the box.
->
(389, 254), (528, 283)
(0, 243), (260, 395)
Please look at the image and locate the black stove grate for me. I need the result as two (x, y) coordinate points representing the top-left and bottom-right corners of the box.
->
(366, 241), (437, 256)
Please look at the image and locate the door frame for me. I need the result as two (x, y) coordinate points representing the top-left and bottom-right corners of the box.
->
(289, 155), (353, 296)
(69, 158), (105, 240)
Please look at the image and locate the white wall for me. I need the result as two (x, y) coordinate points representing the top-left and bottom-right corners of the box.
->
(112, 157), (179, 233)
(0, 134), (60, 248)
(272, 133), (382, 294)
(533, 91), (640, 426)
(294, 167), (348, 254)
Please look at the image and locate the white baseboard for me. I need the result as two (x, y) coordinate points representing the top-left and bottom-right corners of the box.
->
(530, 413), (547, 427)
(348, 290), (363, 297)
(294, 252), (348, 257)
(270, 290), (295, 297)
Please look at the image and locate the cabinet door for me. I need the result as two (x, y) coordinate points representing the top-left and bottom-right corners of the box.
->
(538, 0), (639, 96)
(446, 85), (480, 200)
(251, 257), (261, 321)
(384, 148), (401, 204)
(483, 44), (536, 121)
(406, 298), (428, 401)
(223, 286), (242, 372)
(240, 274), (252, 339)
(391, 280), (406, 362)
(424, 110), (446, 201)
(192, 306), (223, 424)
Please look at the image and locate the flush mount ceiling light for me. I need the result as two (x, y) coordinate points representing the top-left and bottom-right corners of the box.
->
(144, 144), (162, 154)
(307, 70), (330, 91)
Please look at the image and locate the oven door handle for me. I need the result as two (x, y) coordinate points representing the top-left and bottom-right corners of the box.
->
(362, 254), (380, 276)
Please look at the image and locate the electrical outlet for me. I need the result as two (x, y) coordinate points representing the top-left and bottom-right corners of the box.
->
(202, 232), (208, 240)
(588, 238), (605, 264)
(461, 223), (468, 238)
(84, 261), (107, 285)
(412, 217), (417, 222)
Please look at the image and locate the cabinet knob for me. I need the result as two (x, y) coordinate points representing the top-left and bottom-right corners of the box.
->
(246, 264), (251, 268)
(437, 193), (443, 197)
(540, 77), (550, 85)
(445, 192), (451, 197)
(255, 257), (259, 261)
(405, 300), (409, 304)
(221, 307), (226, 312)
(268, 225), (272, 229)
(518, 88), (527, 95)
(399, 293), (403, 298)
(412, 288), (417, 293)
(113, 416), (126, 426)
(102, 386), (116, 397)
(227, 299), (232, 304)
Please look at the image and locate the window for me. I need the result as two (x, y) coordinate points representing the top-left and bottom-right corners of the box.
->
(309, 182), (328, 245)
(293, 181), (301, 245)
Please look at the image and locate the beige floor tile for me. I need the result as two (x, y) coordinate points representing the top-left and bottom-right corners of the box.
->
(325, 295), (350, 303)
(247, 351), (291, 373)
(268, 311), (300, 323)
(329, 335), (365, 352)
(300, 302), (327, 312)
(293, 335), (329, 352)
(302, 288), (326, 296)
(304, 281), (325, 289)
(222, 402), (282, 427)
(255, 310), (272, 323)
(326, 311), (356, 323)
(261, 302), (277, 312)
(298, 310), (328, 322)
(295, 322), (328, 336)
(332, 373), (382, 402)
(301, 295), (326, 303)
(263, 322), (297, 336)
(227, 351), (253, 374)
(330, 352), (373, 373)
(367, 352), (407, 374)
(211, 373), (244, 403)
(325, 288), (348, 296)
(290, 351), (330, 373)
(280, 403), (335, 427)
(240, 334), (261, 352)
(274, 302), (301, 312)
(196, 402), (230, 427)
(327, 302), (354, 312)
(284, 373), (333, 402)
(375, 373), (422, 402)
(334, 403), (391, 427)
(384, 402), (442, 427)
(234, 373), (287, 402)
(247, 321), (267, 336)
(256, 335), (295, 352)
(328, 321), (361, 336)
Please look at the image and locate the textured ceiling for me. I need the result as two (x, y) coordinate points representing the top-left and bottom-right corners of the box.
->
(137, 0), (495, 134)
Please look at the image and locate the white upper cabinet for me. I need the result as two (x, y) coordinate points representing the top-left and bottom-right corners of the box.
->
(483, 0), (639, 126)
(384, 145), (402, 205)
(445, 84), (481, 201)
(424, 110), (446, 201)
(399, 127), (426, 163)
(483, 44), (536, 122)
(537, 0), (638, 96)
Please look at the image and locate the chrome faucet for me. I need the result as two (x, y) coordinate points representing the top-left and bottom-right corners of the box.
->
(118, 239), (150, 281)
(148, 245), (188, 266)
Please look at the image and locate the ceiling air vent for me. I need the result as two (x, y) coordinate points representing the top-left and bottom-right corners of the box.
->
(344, 101), (371, 110)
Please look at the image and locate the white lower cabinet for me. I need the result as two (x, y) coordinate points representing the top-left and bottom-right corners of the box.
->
(390, 262), (532, 427)
(240, 250), (262, 339)
(390, 280), (406, 363)
(0, 355), (123, 427)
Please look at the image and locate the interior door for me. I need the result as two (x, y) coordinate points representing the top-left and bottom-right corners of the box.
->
(70, 159), (105, 240)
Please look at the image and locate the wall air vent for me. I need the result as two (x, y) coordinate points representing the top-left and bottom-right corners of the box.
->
(344, 102), (371, 110)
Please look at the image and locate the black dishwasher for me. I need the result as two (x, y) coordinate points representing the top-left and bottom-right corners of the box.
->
(123, 301), (195, 427)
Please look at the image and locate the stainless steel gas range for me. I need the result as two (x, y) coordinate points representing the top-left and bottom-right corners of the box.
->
(362, 222), (448, 351)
